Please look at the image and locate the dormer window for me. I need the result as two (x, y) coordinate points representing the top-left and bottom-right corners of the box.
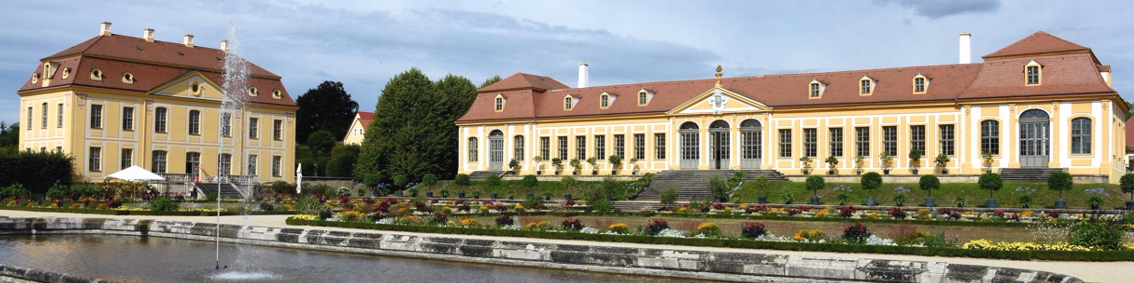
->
(494, 94), (505, 112)
(122, 72), (134, 84)
(190, 83), (202, 96)
(564, 95), (574, 110)
(61, 67), (71, 79)
(1025, 61), (1041, 85)
(90, 69), (103, 81)
(43, 63), (53, 79)
(248, 87), (259, 96)
(808, 80), (825, 98)
(912, 74), (928, 94)
(638, 89), (650, 105)
(30, 73), (39, 84)
(272, 89), (282, 99)
(600, 92), (611, 108)
(859, 76), (874, 95)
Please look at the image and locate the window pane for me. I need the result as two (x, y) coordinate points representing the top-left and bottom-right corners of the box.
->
(779, 129), (791, 158)
(655, 133), (666, 159)
(803, 129), (817, 157)
(829, 128), (843, 157)
(856, 127), (870, 157)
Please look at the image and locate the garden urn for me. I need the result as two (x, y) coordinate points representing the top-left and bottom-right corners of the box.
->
(986, 199), (997, 208)
(924, 199), (935, 207)
(1054, 201), (1067, 209)
(865, 198), (876, 206)
(810, 196), (820, 205)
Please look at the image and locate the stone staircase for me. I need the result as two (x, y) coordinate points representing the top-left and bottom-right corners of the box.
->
(1000, 168), (1066, 183)
(468, 171), (506, 180)
(634, 170), (787, 201)
(195, 182), (245, 199)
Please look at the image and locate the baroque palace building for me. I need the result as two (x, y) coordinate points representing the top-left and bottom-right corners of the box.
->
(456, 31), (1128, 183)
(17, 23), (297, 194)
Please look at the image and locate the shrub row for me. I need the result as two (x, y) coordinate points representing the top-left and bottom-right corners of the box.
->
(0, 205), (294, 216)
(287, 218), (1134, 261)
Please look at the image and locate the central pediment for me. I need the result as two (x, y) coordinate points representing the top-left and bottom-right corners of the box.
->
(667, 87), (770, 116)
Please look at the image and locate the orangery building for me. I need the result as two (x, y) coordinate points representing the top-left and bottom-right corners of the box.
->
(455, 32), (1128, 184)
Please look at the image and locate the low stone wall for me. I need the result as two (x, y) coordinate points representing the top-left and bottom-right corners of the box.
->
(0, 218), (1082, 283)
(786, 174), (1109, 184)
(0, 264), (115, 283)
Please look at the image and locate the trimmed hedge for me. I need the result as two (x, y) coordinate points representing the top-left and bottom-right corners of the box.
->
(287, 218), (1134, 261)
(0, 205), (295, 216)
(0, 150), (73, 194)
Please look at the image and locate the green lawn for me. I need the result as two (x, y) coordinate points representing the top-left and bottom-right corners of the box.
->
(410, 179), (631, 200)
(733, 180), (1126, 210)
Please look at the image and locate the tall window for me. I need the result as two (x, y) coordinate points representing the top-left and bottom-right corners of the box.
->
(188, 110), (200, 135)
(564, 96), (573, 110)
(634, 134), (645, 160)
(575, 136), (586, 160)
(514, 136), (525, 161)
(638, 91), (648, 105)
(155, 107), (167, 133)
(26, 107), (31, 130)
(882, 126), (897, 156)
(655, 133), (666, 159)
(860, 79), (872, 94)
(540, 137), (550, 159)
(249, 117), (259, 139)
(221, 113), (231, 137)
(558, 136), (568, 160)
(980, 120), (999, 155)
(218, 153), (232, 176)
(120, 148), (132, 170)
(779, 129), (792, 158)
(273, 119), (282, 140)
(152, 150), (167, 174)
(614, 135), (625, 159)
(600, 94), (609, 108)
(1026, 65), (1040, 85)
(57, 103), (63, 128)
(939, 125), (955, 156)
(122, 107), (134, 131)
(809, 83), (820, 97)
(829, 128), (843, 157)
(910, 125), (925, 153)
(247, 155), (258, 175)
(494, 97), (504, 111)
(90, 104), (103, 129)
(88, 147), (101, 172)
(914, 77), (926, 93)
(186, 152), (200, 176)
(1071, 118), (1092, 154)
(468, 137), (478, 162)
(803, 129), (817, 157)
(856, 127), (870, 157)
(271, 156), (282, 177)
(595, 136), (606, 159)
(41, 103), (47, 129)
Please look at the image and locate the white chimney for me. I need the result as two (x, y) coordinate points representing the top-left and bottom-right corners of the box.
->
(99, 22), (112, 36)
(220, 40), (229, 52)
(959, 32), (972, 64)
(143, 28), (155, 42)
(578, 63), (589, 88)
(183, 34), (195, 48)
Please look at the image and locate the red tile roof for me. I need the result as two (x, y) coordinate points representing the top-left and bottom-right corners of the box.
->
(478, 73), (568, 92)
(458, 31), (1121, 124)
(18, 34), (295, 107)
(357, 111), (374, 131)
(983, 31), (1089, 59)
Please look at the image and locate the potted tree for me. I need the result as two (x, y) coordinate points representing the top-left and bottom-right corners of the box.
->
(919, 175), (939, 207)
(860, 172), (881, 206)
(708, 176), (730, 202)
(978, 172), (1002, 208)
(800, 156), (813, 175)
(1047, 171), (1072, 209)
(879, 152), (894, 175)
(569, 158), (581, 175)
(551, 158), (563, 175)
(586, 157), (599, 175)
(908, 149), (922, 175)
(981, 152), (995, 173)
(805, 175), (825, 205)
(1122, 174), (1134, 210)
(629, 158), (640, 175)
(854, 155), (866, 175)
(508, 159), (520, 175)
(533, 156), (544, 175)
(608, 155), (623, 175)
(934, 153), (950, 174)
(752, 176), (772, 204)
(825, 156), (839, 175)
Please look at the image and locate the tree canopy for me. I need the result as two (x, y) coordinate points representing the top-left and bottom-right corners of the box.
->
(355, 69), (477, 182)
(295, 81), (358, 143)
(480, 75), (502, 88)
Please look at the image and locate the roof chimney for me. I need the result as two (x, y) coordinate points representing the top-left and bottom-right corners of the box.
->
(577, 63), (589, 88)
(220, 40), (229, 52)
(99, 22), (112, 36)
(183, 34), (195, 48)
(959, 32), (972, 64)
(143, 28), (155, 42)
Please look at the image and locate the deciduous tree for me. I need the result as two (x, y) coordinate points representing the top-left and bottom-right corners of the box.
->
(294, 81), (358, 143)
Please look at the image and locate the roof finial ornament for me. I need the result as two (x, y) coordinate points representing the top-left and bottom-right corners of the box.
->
(715, 65), (723, 88)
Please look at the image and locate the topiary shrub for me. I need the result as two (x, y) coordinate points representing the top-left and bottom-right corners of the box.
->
(805, 175), (825, 199)
(1047, 172), (1072, 200)
(522, 175), (539, 188)
(421, 174), (438, 187)
(860, 172), (882, 200)
(1121, 174), (1134, 201)
(150, 197), (179, 212)
(485, 175), (502, 187)
(454, 174), (471, 186)
(561, 176), (577, 190)
(978, 172), (1002, 200)
(919, 175), (940, 199)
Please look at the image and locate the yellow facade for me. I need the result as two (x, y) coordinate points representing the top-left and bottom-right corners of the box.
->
(343, 113), (368, 146)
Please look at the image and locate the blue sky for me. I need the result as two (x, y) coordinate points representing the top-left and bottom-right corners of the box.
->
(1, 0), (1132, 123)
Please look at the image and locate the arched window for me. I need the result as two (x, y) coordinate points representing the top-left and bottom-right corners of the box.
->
(980, 120), (999, 155)
(188, 110), (200, 135)
(514, 135), (524, 161)
(1020, 109), (1050, 119)
(468, 137), (478, 162)
(151, 150), (167, 174)
(740, 119), (762, 128)
(809, 82), (821, 97)
(600, 93), (610, 108)
(1071, 118), (1091, 154)
(638, 90), (648, 105)
(185, 152), (200, 176)
(913, 74), (928, 93)
(494, 96), (504, 111)
(679, 121), (699, 130)
(859, 76), (874, 95)
(564, 96), (573, 110)
(155, 107), (168, 133)
(709, 120), (730, 129)
(1025, 61), (1041, 85)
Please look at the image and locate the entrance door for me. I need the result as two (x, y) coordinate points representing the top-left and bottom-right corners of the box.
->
(679, 122), (700, 170)
(1018, 110), (1050, 168)
(709, 120), (730, 170)
(740, 119), (762, 169)
(489, 130), (504, 171)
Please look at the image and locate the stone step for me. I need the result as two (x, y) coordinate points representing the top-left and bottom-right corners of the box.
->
(999, 168), (1066, 182)
(195, 183), (244, 199)
(468, 171), (506, 180)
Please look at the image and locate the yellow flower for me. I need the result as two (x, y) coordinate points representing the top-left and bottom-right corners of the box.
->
(292, 214), (319, 221)
(608, 223), (630, 234)
(459, 218), (479, 227)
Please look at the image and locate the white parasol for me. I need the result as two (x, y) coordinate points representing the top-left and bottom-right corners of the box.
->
(296, 164), (303, 194)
